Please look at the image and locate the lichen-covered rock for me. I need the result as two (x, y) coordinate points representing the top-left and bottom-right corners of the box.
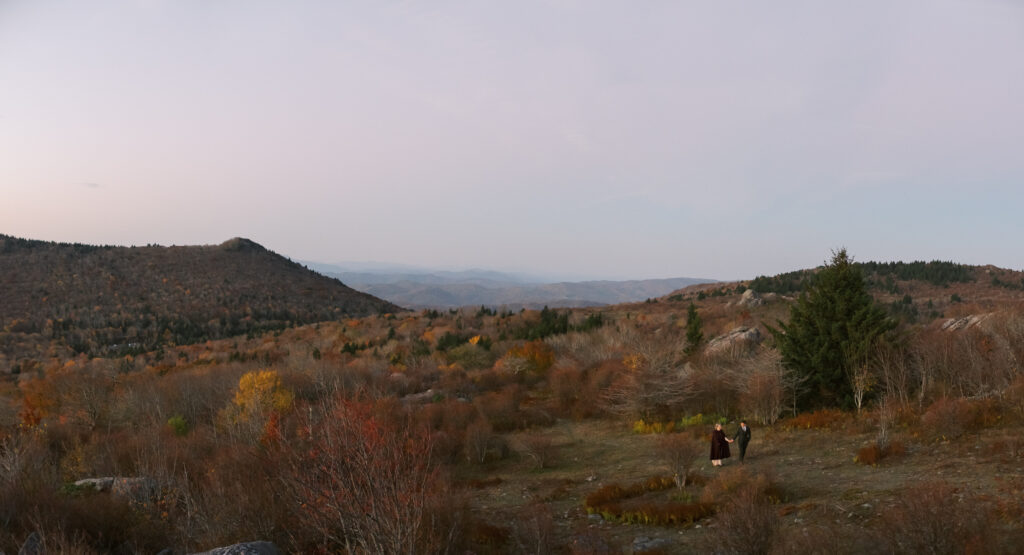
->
(705, 326), (763, 354)
(189, 541), (283, 555)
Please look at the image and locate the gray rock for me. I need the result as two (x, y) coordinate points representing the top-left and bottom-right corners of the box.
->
(941, 314), (990, 331)
(706, 326), (763, 354)
(737, 289), (765, 307)
(632, 536), (672, 553)
(73, 476), (157, 504)
(18, 532), (42, 555)
(189, 541), (283, 555)
(74, 477), (115, 491)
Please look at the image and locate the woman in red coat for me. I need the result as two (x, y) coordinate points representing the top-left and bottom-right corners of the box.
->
(710, 422), (734, 467)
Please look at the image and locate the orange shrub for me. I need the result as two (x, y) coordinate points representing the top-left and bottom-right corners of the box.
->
(473, 386), (523, 432)
(549, 365), (583, 414)
(855, 443), (883, 465)
(781, 409), (849, 430)
(921, 397), (1001, 440)
(500, 341), (555, 375)
(700, 467), (783, 505)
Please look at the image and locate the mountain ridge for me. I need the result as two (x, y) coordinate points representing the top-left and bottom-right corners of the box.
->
(0, 234), (399, 365)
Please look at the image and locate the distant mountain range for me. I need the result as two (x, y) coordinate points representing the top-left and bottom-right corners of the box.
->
(302, 262), (715, 309)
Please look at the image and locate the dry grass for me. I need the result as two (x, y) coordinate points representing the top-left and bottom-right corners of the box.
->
(450, 413), (1024, 554)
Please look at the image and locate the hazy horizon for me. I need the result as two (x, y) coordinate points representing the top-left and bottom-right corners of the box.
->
(3, 1), (1022, 281)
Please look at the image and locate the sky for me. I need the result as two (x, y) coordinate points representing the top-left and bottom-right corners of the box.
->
(1, 1), (1022, 281)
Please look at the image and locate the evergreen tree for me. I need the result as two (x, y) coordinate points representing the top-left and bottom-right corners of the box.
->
(769, 249), (895, 410)
(684, 303), (704, 355)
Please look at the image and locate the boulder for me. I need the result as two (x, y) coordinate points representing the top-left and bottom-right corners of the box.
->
(189, 541), (283, 555)
(737, 289), (765, 307)
(705, 327), (764, 354)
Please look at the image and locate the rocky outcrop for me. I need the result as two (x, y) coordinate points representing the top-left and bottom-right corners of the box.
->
(705, 327), (764, 354)
(941, 314), (990, 331)
(189, 541), (283, 555)
(74, 477), (157, 504)
(737, 289), (765, 307)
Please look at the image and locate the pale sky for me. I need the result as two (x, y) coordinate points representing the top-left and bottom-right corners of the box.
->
(2, 1), (1022, 281)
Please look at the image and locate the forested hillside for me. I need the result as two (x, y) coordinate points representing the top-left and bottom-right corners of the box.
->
(0, 235), (399, 369)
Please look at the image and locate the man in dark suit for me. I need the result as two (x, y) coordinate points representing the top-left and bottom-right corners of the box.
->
(734, 420), (752, 463)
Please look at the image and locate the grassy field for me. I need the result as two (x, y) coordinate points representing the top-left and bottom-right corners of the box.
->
(453, 415), (1024, 553)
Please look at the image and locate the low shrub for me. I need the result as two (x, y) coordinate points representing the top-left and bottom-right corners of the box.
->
(583, 476), (712, 525)
(464, 477), (502, 489)
(703, 482), (780, 554)
(584, 476), (676, 510)
(1004, 374), (1024, 419)
(167, 415), (189, 437)
(632, 420), (675, 434)
(654, 433), (703, 489)
(874, 480), (1000, 554)
(856, 443), (883, 466)
(855, 440), (906, 465)
(781, 408), (849, 430)
(921, 397), (1001, 440)
(466, 520), (510, 551)
(520, 434), (557, 470)
(700, 467), (784, 506)
(512, 502), (555, 554)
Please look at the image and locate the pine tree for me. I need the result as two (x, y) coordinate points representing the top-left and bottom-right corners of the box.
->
(684, 303), (704, 355)
(769, 249), (895, 410)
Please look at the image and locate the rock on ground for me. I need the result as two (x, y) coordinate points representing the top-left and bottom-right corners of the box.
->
(189, 541), (283, 555)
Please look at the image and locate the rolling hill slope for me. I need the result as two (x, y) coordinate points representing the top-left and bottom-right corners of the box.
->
(0, 235), (399, 366)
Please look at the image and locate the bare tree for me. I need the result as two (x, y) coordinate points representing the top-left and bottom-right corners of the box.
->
(849, 364), (876, 415)
(464, 417), (492, 465)
(872, 343), (914, 406)
(732, 351), (791, 425)
(601, 333), (696, 422)
(655, 434), (702, 489)
(519, 434), (557, 470)
(280, 399), (456, 554)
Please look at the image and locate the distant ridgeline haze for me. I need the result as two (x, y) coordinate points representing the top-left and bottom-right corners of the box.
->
(316, 267), (715, 309)
(0, 235), (399, 366)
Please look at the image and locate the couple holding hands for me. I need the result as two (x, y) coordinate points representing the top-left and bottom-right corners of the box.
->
(710, 420), (751, 466)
